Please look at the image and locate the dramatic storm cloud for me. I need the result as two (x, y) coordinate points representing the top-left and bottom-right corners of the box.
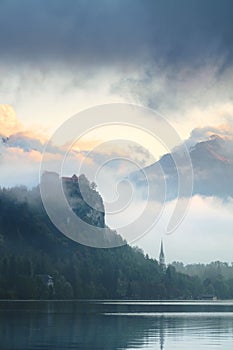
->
(1, 0), (233, 135)
(1, 1), (233, 262)
(0, 0), (233, 70)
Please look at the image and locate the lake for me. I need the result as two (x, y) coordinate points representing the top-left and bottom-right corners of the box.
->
(0, 300), (233, 349)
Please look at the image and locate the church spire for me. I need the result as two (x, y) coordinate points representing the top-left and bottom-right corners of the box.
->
(159, 239), (166, 269)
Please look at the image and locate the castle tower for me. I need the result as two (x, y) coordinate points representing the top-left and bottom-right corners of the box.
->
(159, 240), (166, 269)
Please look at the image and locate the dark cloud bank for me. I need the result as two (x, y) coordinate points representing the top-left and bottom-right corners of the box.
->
(0, 0), (233, 70)
(1, 0), (233, 199)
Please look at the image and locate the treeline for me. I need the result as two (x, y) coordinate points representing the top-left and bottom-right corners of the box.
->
(172, 261), (233, 299)
(0, 182), (232, 300)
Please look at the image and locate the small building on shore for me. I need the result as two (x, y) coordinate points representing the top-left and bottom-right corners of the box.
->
(36, 274), (54, 288)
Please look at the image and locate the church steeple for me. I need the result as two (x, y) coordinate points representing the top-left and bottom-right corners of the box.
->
(159, 239), (166, 269)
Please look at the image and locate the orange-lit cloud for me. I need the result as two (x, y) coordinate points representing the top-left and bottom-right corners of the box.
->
(2, 147), (42, 163)
(0, 104), (49, 143)
(205, 124), (233, 140)
(17, 130), (48, 144)
(187, 122), (233, 149)
(0, 104), (22, 136)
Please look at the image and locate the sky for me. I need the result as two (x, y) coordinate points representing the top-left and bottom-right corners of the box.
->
(1, 0), (233, 263)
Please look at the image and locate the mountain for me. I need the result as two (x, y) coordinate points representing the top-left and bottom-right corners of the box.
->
(131, 135), (233, 199)
(0, 178), (165, 299)
(0, 178), (233, 300)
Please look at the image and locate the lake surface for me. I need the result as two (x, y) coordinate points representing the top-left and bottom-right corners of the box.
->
(0, 300), (233, 349)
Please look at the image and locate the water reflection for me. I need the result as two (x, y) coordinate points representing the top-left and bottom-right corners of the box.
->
(0, 301), (233, 349)
(160, 316), (165, 350)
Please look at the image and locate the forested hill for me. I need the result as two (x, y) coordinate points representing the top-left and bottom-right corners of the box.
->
(0, 177), (232, 300)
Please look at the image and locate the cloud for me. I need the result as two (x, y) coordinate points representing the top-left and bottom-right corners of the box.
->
(1, 1), (233, 138)
(134, 195), (233, 263)
(1, 103), (233, 204)
(132, 124), (233, 200)
(80, 141), (154, 169)
(187, 123), (233, 147)
(0, 105), (72, 186)
(0, 0), (233, 71)
(0, 104), (22, 136)
(0, 2), (232, 262)
(5, 132), (44, 152)
(0, 146), (42, 187)
(0, 104), (76, 156)
(112, 62), (233, 126)
(186, 124), (233, 165)
(1, 105), (155, 187)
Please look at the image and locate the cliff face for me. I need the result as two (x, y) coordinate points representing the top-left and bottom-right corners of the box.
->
(41, 171), (123, 248)
(62, 174), (105, 229)
(0, 185), (232, 300)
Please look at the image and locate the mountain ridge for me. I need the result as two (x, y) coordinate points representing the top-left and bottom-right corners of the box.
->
(131, 135), (233, 199)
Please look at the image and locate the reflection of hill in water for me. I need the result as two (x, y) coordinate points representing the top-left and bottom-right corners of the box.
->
(0, 304), (165, 350)
(1, 301), (233, 350)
